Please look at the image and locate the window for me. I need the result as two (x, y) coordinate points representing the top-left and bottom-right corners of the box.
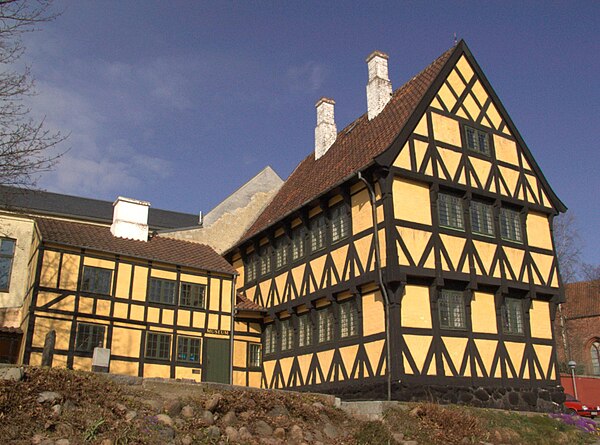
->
(246, 253), (258, 282)
(274, 237), (289, 270)
(248, 344), (262, 368)
(75, 323), (105, 352)
(438, 290), (466, 330)
(318, 307), (334, 343)
(330, 204), (350, 243)
(291, 227), (305, 261)
(145, 332), (171, 360)
(264, 324), (276, 355)
(180, 282), (205, 308)
(471, 201), (495, 236)
(298, 314), (313, 347)
(501, 297), (524, 335)
(281, 319), (293, 351)
(259, 247), (271, 276)
(148, 278), (176, 304)
(591, 341), (600, 375)
(0, 238), (15, 292)
(464, 126), (490, 156)
(81, 266), (112, 295)
(177, 336), (200, 363)
(438, 193), (464, 230)
(500, 208), (522, 242)
(310, 214), (326, 252)
(339, 300), (358, 338)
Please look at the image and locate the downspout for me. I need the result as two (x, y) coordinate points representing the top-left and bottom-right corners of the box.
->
(230, 273), (238, 385)
(358, 171), (392, 401)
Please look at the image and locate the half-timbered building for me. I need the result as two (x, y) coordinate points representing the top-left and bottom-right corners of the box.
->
(226, 40), (566, 409)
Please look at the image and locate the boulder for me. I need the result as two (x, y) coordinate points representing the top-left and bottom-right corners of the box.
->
(37, 391), (61, 404)
(254, 420), (273, 437)
(205, 393), (223, 412)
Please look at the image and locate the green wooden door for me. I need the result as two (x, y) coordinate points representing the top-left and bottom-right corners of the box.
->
(203, 338), (230, 384)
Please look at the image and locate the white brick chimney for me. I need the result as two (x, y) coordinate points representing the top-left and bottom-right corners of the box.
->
(314, 97), (337, 160)
(111, 196), (150, 241)
(366, 51), (393, 120)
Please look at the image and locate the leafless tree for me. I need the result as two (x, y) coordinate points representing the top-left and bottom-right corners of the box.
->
(580, 263), (600, 282)
(553, 212), (582, 284)
(0, 0), (65, 189)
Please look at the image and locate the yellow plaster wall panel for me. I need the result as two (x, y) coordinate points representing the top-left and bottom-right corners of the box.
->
(147, 307), (160, 324)
(310, 255), (327, 290)
(530, 300), (552, 340)
(351, 189), (373, 235)
(393, 178), (432, 225)
(378, 229), (386, 268)
(263, 360), (276, 387)
(340, 345), (359, 379)
(443, 337), (470, 376)
(59, 254), (80, 291)
(233, 258), (244, 284)
(328, 194), (343, 207)
(178, 310), (191, 327)
(330, 245), (349, 285)
(505, 342), (525, 379)
(473, 240), (499, 277)
(404, 335), (432, 374)
(111, 327), (141, 357)
(397, 228), (433, 268)
(414, 140), (429, 172)
(431, 113), (461, 147)
(220, 315), (231, 331)
(498, 166), (519, 198)
(130, 304), (146, 321)
(463, 94), (481, 122)
(233, 370), (245, 386)
(437, 83), (457, 112)
(180, 273), (208, 285)
(209, 278), (222, 312)
(531, 253), (554, 286)
(32, 318), (72, 350)
(83, 257), (115, 270)
(474, 339), (499, 378)
(221, 280), (232, 313)
(456, 55), (474, 80)
(470, 157), (492, 189)
(290, 265), (305, 298)
(248, 371), (261, 388)
(78, 297), (94, 314)
(471, 292), (497, 334)
(193, 312), (206, 329)
(94, 299), (110, 317)
(35, 291), (61, 307)
(493, 135), (519, 166)
(150, 268), (177, 280)
(414, 114), (428, 137)
(354, 234), (374, 272)
(364, 339), (386, 375)
(132, 266), (148, 301)
(440, 234), (466, 272)
(525, 174), (540, 202)
(504, 247), (525, 280)
(53, 354), (68, 369)
(438, 147), (462, 182)
(259, 280), (270, 305)
(279, 357), (293, 383)
(316, 349), (334, 380)
(245, 286), (256, 303)
(162, 309), (174, 326)
(471, 80), (489, 105)
(72, 357), (93, 372)
(29, 352), (42, 367)
(143, 363), (171, 379)
(297, 354), (311, 383)
(430, 97), (444, 110)
(362, 291), (385, 336)
(233, 341), (247, 368)
(527, 213), (552, 250)
(111, 360), (138, 376)
(176, 367), (201, 382)
(401, 285), (432, 329)
(40, 250), (61, 288)
(447, 69), (465, 95)
(116, 263), (132, 299)
(207, 313), (220, 330)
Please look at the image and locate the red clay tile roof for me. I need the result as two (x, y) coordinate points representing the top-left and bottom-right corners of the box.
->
(236, 292), (266, 312)
(36, 218), (236, 275)
(563, 280), (600, 319)
(241, 45), (456, 242)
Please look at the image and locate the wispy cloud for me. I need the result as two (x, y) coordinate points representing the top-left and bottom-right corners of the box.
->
(286, 61), (328, 92)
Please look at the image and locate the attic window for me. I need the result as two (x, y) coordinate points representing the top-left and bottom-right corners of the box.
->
(344, 121), (359, 135)
(464, 126), (490, 156)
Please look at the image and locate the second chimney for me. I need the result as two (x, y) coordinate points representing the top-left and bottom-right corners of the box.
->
(314, 97), (337, 160)
(366, 51), (392, 120)
(111, 196), (150, 241)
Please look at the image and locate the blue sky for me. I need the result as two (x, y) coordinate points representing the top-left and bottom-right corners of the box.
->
(23, 1), (599, 265)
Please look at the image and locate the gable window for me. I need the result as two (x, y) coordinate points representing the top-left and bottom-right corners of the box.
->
(180, 282), (205, 308)
(280, 319), (293, 351)
(274, 237), (289, 270)
(177, 336), (201, 363)
(317, 307), (334, 343)
(291, 227), (305, 261)
(264, 324), (276, 355)
(145, 332), (171, 360)
(148, 278), (176, 305)
(500, 208), (522, 243)
(0, 238), (15, 292)
(330, 204), (350, 243)
(438, 193), (464, 230)
(248, 343), (262, 368)
(310, 214), (326, 252)
(75, 323), (105, 352)
(438, 290), (466, 330)
(464, 126), (490, 156)
(591, 341), (600, 375)
(501, 297), (524, 335)
(471, 201), (495, 236)
(298, 313), (313, 347)
(245, 253), (257, 282)
(81, 266), (112, 295)
(339, 300), (358, 338)
(259, 247), (271, 276)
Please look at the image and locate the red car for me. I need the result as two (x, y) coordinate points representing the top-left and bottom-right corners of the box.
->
(564, 394), (599, 418)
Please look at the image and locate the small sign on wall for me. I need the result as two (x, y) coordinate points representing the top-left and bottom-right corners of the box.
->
(205, 329), (230, 335)
(92, 347), (110, 373)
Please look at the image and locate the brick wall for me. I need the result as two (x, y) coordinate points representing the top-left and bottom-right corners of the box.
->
(554, 313), (600, 375)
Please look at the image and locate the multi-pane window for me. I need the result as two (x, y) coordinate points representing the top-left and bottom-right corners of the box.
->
(148, 278), (176, 304)
(259, 247), (271, 277)
(177, 336), (201, 363)
(81, 266), (112, 294)
(438, 290), (466, 330)
(291, 227), (305, 261)
(310, 214), (326, 252)
(471, 201), (495, 236)
(264, 324), (276, 355)
(501, 297), (524, 335)
(339, 300), (358, 338)
(0, 238), (15, 292)
(75, 323), (105, 352)
(330, 204), (350, 243)
(180, 282), (205, 308)
(248, 344), (262, 368)
(146, 332), (171, 360)
(591, 341), (600, 375)
(280, 319), (293, 351)
(464, 126), (490, 156)
(438, 193), (464, 230)
(298, 314), (313, 347)
(318, 308), (334, 343)
(246, 253), (258, 282)
(275, 237), (289, 270)
(500, 208), (522, 242)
